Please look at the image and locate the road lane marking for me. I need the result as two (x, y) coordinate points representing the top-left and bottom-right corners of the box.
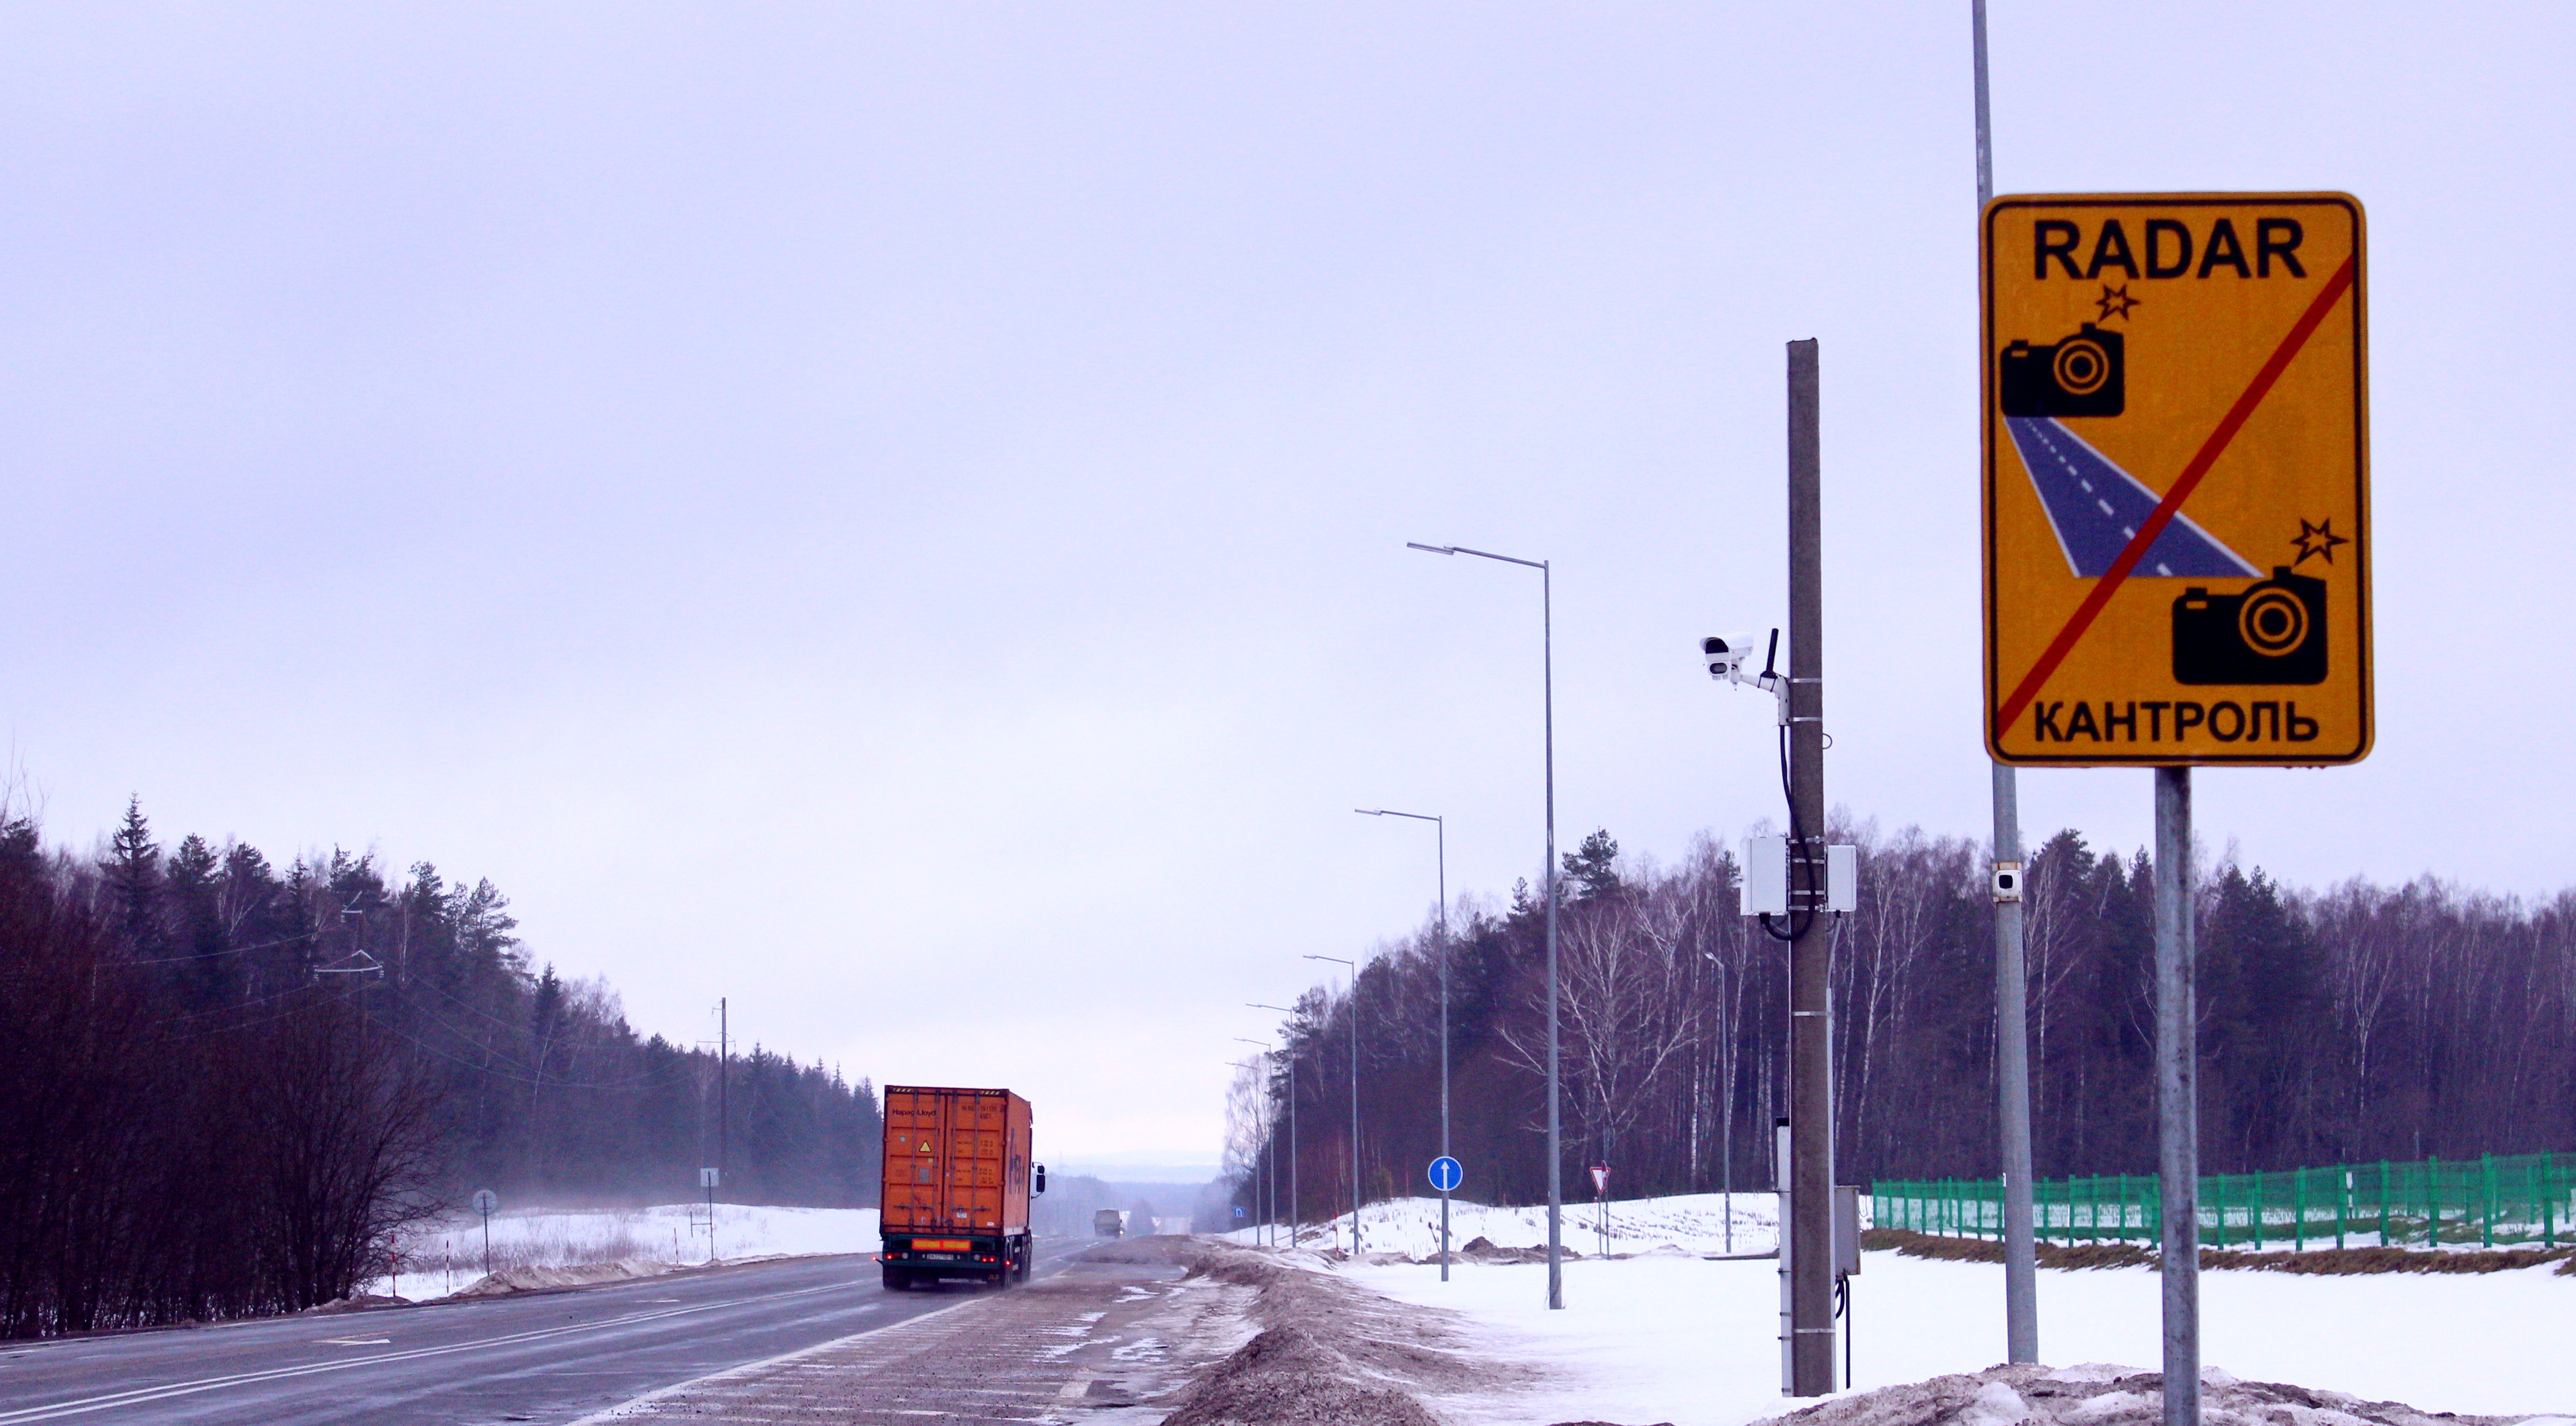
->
(559, 1297), (983, 1425)
(0, 1277), (863, 1424)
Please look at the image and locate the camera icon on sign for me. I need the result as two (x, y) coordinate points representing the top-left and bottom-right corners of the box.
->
(2171, 568), (2327, 686)
(1999, 323), (2124, 417)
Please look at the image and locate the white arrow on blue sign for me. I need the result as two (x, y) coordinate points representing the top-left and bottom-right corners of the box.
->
(1426, 1156), (1463, 1193)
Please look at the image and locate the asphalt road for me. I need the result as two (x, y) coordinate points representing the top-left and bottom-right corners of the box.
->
(0, 1241), (1090, 1426)
(2005, 414), (2257, 578)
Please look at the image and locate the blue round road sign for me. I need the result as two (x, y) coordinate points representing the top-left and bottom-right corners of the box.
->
(1427, 1155), (1463, 1193)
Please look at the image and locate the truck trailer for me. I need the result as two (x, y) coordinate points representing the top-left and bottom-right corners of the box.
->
(877, 1085), (1045, 1290)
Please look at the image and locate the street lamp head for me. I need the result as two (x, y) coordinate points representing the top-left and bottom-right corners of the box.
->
(1406, 542), (1456, 556)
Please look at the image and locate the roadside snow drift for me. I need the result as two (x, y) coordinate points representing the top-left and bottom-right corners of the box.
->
(1754, 1363), (2537, 1426)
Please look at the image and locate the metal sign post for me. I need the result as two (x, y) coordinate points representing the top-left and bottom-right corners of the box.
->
(1970, 0), (2040, 1368)
(1427, 1156), (1463, 1281)
(474, 1184), (497, 1271)
(701, 1166), (720, 1263)
(2154, 768), (2200, 1425)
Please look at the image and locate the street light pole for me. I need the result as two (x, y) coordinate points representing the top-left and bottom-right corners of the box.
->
(1702, 950), (1735, 1253)
(1306, 953), (1360, 1256)
(1409, 541), (1562, 1309)
(1249, 1002), (1301, 1247)
(1358, 807), (1448, 1281)
(1234, 1040), (1278, 1247)
(1973, 0), (2040, 1367)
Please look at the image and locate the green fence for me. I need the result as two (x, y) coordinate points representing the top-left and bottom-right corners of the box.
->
(1873, 1152), (2574, 1251)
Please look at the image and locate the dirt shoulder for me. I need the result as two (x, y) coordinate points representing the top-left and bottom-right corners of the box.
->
(565, 1235), (1544, 1425)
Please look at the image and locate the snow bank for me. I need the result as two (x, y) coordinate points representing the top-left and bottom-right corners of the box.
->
(373, 1203), (880, 1300)
(1225, 1191), (1781, 1259)
(451, 1259), (684, 1297)
(1755, 1362), (2538, 1426)
(1343, 1239), (2575, 1423)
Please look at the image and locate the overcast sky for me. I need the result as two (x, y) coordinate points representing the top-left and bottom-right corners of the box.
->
(4, 3), (2569, 1163)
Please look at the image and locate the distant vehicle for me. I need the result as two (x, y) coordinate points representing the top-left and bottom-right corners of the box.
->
(877, 1086), (1044, 1290)
(1094, 1209), (1124, 1239)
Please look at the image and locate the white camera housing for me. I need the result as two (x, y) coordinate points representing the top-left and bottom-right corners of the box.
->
(1701, 633), (1754, 683)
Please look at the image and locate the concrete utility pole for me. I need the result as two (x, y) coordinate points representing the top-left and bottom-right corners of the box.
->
(1973, 0), (2041, 1366)
(1784, 340), (1836, 1396)
(2155, 768), (2201, 1426)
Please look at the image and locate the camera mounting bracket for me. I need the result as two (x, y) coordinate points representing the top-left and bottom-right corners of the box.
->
(1717, 627), (1792, 725)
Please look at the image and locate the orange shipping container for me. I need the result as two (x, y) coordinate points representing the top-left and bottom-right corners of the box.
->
(879, 1086), (1035, 1238)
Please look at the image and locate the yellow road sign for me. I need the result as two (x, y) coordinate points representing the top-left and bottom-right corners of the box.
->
(1982, 193), (2369, 766)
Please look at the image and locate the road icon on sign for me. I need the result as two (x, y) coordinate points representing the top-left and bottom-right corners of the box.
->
(1427, 1156), (1463, 1193)
(471, 1189), (498, 1215)
(1982, 193), (2369, 766)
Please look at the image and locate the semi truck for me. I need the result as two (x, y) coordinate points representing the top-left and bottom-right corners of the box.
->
(877, 1085), (1045, 1290)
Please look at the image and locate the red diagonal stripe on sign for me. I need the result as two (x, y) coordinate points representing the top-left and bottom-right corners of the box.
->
(1994, 254), (2357, 741)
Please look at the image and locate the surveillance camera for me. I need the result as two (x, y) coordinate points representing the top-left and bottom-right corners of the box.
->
(1701, 633), (1753, 683)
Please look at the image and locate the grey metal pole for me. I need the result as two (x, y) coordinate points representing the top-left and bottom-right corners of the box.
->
(1306, 954), (1360, 1255)
(1438, 815), (1450, 1283)
(1543, 559), (1562, 1311)
(1357, 807), (1449, 1279)
(1229, 1054), (1265, 1241)
(717, 997), (728, 1206)
(1404, 541), (1560, 1308)
(1721, 958), (1734, 1253)
(1974, 0), (2041, 1366)
(2155, 767), (2201, 1426)
(1785, 339), (1836, 1395)
(1252, 1001), (1302, 1246)
(1234, 1040), (1278, 1246)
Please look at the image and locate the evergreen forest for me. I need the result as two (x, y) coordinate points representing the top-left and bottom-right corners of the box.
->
(0, 800), (881, 1336)
(1227, 823), (2576, 1223)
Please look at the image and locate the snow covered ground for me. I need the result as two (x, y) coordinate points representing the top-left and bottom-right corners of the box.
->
(1226, 1191), (1782, 1258)
(1325, 1204), (2574, 1424)
(372, 1203), (879, 1300)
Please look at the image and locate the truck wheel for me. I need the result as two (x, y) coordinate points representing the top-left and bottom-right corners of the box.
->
(882, 1266), (911, 1292)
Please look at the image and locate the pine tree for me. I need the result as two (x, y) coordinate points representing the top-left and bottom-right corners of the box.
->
(165, 834), (230, 1006)
(103, 795), (164, 957)
(1562, 828), (1624, 900)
